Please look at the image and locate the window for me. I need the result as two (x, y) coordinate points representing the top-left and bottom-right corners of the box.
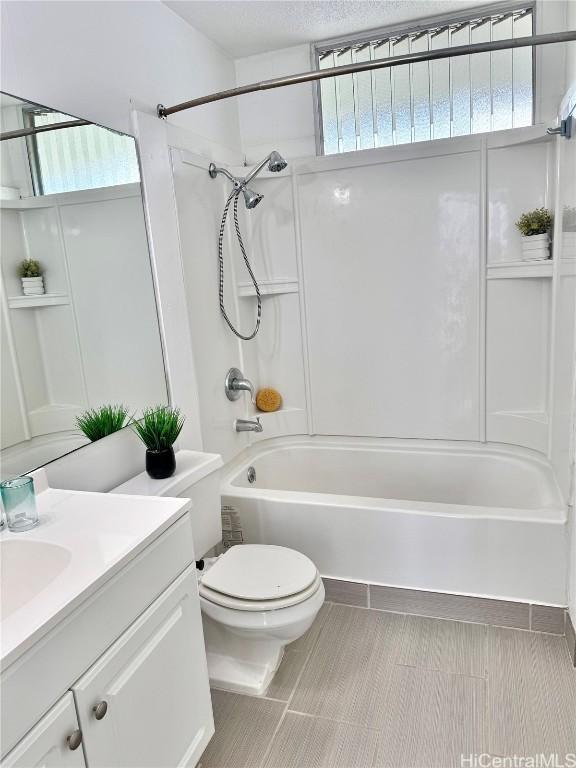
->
(314, 5), (534, 155)
(24, 109), (140, 195)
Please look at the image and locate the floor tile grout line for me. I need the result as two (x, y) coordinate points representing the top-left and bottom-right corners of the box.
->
(393, 662), (488, 680)
(326, 601), (565, 635)
(257, 603), (334, 768)
(280, 708), (385, 733)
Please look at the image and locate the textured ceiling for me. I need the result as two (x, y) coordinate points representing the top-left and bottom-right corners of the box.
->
(165, 0), (498, 58)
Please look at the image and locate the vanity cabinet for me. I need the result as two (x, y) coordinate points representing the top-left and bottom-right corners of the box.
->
(2, 693), (86, 768)
(72, 566), (209, 768)
(3, 566), (211, 768)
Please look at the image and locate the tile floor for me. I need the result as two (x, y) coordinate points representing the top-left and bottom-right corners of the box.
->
(198, 603), (576, 768)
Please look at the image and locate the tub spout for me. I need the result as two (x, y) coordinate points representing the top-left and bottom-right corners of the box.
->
(235, 418), (263, 433)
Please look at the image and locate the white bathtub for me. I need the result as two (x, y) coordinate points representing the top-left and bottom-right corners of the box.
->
(222, 436), (567, 605)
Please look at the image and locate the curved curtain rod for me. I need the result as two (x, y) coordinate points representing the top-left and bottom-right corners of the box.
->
(157, 30), (576, 117)
(0, 119), (90, 142)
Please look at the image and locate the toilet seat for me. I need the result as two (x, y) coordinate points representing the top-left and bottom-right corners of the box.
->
(199, 544), (321, 611)
(200, 572), (323, 611)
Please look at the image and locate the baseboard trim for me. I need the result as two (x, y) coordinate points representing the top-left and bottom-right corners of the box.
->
(565, 611), (576, 666)
(322, 577), (566, 634)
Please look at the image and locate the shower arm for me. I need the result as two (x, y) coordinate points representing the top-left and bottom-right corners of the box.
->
(208, 163), (240, 186)
(243, 154), (273, 185)
(209, 156), (274, 188)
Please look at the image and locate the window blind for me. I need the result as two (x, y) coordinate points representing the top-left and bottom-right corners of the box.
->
(316, 6), (534, 155)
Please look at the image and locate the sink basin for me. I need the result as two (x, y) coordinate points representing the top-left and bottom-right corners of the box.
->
(0, 540), (71, 620)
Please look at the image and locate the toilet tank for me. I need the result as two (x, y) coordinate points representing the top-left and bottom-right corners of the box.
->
(111, 450), (223, 558)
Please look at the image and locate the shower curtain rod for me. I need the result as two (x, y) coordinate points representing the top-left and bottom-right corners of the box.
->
(157, 30), (576, 117)
(0, 119), (90, 142)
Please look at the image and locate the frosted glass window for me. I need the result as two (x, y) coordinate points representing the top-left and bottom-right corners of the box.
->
(491, 15), (514, 131)
(319, 52), (340, 154)
(430, 29), (451, 140)
(411, 33), (432, 143)
(26, 110), (140, 195)
(450, 24), (472, 136)
(316, 6), (533, 155)
(471, 20), (492, 134)
(372, 41), (394, 147)
(353, 45), (375, 150)
(392, 37), (412, 145)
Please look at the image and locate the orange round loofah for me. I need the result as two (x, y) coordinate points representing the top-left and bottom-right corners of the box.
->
(255, 388), (282, 412)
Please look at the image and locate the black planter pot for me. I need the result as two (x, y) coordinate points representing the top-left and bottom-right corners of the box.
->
(146, 446), (176, 479)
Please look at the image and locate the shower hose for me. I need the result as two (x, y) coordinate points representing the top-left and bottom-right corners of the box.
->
(218, 186), (261, 340)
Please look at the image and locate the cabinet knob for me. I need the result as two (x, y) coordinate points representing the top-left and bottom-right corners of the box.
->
(93, 700), (108, 720)
(67, 730), (83, 751)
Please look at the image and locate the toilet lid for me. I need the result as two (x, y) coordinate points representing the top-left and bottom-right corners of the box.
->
(200, 545), (318, 601)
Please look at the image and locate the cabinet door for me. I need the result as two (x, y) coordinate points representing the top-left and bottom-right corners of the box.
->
(72, 566), (213, 768)
(2, 693), (86, 768)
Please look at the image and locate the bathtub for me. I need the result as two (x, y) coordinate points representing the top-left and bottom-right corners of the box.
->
(221, 436), (567, 605)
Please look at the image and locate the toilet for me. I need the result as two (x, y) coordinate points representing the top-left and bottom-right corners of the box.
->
(112, 450), (325, 696)
(199, 544), (324, 694)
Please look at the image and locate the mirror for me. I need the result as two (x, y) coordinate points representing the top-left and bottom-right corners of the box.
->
(0, 93), (168, 479)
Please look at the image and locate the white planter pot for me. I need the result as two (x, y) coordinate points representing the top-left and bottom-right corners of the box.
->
(21, 276), (45, 295)
(521, 234), (550, 262)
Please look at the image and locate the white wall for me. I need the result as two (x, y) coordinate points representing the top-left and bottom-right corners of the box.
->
(235, 1), (570, 163)
(0, 1), (240, 157)
(236, 43), (316, 163)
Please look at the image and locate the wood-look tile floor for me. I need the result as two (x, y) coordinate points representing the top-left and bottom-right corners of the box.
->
(198, 603), (576, 768)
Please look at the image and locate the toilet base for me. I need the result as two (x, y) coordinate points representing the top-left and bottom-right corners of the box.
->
(201, 612), (286, 696)
(206, 647), (284, 696)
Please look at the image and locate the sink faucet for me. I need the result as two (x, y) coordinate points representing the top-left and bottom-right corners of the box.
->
(235, 418), (263, 433)
(225, 368), (256, 404)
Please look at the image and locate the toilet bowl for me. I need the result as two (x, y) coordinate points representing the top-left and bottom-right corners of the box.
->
(198, 544), (325, 695)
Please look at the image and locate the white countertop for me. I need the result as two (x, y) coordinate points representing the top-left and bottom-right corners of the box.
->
(0, 484), (190, 667)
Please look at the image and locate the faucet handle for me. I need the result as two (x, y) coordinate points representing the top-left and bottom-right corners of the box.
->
(225, 368), (256, 404)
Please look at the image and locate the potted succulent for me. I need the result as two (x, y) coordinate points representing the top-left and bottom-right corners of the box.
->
(18, 259), (45, 295)
(132, 405), (185, 479)
(76, 404), (130, 441)
(515, 208), (553, 261)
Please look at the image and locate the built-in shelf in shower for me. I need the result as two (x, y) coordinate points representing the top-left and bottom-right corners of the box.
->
(487, 261), (553, 279)
(238, 279), (299, 297)
(8, 293), (70, 309)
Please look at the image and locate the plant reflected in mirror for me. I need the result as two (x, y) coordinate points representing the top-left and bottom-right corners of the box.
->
(76, 405), (131, 442)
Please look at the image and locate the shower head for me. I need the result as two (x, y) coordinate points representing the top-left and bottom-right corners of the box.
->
(268, 150), (288, 173)
(243, 150), (288, 185)
(209, 150), (287, 210)
(243, 186), (263, 209)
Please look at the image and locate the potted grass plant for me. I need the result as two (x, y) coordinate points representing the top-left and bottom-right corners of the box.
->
(515, 208), (553, 261)
(76, 404), (130, 442)
(132, 406), (185, 479)
(18, 259), (45, 295)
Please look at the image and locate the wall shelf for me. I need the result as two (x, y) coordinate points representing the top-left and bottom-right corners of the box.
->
(238, 279), (299, 297)
(8, 293), (70, 309)
(487, 261), (553, 280)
